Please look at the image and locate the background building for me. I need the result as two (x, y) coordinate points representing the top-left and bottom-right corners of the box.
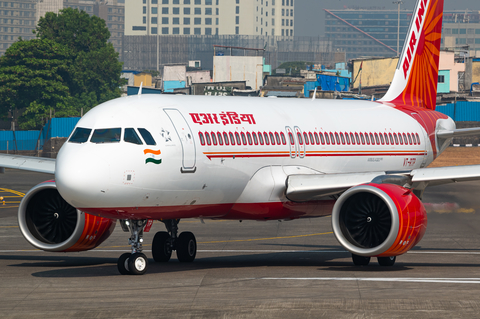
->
(325, 8), (480, 60)
(124, 0), (294, 37)
(0, 0), (37, 56)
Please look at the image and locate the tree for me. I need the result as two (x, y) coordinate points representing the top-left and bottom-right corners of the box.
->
(36, 8), (124, 113)
(0, 39), (77, 129)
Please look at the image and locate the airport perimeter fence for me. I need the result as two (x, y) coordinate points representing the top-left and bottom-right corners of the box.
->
(435, 101), (480, 121)
(0, 117), (80, 153)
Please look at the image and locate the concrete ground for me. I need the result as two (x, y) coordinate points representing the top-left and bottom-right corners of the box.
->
(1, 169), (480, 318)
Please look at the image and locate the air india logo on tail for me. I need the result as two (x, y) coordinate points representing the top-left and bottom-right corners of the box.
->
(144, 149), (162, 165)
(403, 0), (429, 79)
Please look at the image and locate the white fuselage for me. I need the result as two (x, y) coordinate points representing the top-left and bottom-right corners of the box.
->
(55, 94), (448, 221)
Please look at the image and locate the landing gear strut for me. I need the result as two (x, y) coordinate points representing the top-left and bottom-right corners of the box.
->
(152, 219), (197, 263)
(117, 219), (149, 275)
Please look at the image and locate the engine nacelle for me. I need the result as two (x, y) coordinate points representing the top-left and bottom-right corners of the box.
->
(331, 183), (427, 257)
(18, 181), (116, 252)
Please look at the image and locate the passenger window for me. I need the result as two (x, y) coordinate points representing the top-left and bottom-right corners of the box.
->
(235, 132), (241, 145)
(69, 127), (91, 144)
(217, 132), (223, 145)
(297, 132), (303, 145)
(340, 133), (345, 144)
(389, 133), (394, 144)
(407, 133), (412, 145)
(360, 133), (365, 144)
(378, 133), (384, 144)
(403, 133), (408, 145)
(247, 132), (253, 145)
(365, 133), (370, 145)
(205, 132), (211, 145)
(240, 132), (247, 145)
(264, 132), (270, 145)
(355, 133), (360, 144)
(253, 132), (258, 145)
(383, 133), (389, 145)
(280, 132), (286, 145)
(303, 132), (309, 145)
(229, 132), (236, 145)
(350, 133), (355, 145)
(369, 133), (374, 145)
(91, 128), (121, 143)
(223, 132), (229, 145)
(319, 133), (325, 145)
(393, 133), (399, 144)
(416, 133), (420, 144)
(211, 132), (217, 145)
(124, 128), (143, 145)
(199, 132), (205, 145)
(325, 133), (330, 144)
(344, 132), (350, 144)
(269, 132), (276, 145)
(314, 133), (320, 145)
(330, 133), (335, 145)
(275, 132), (281, 145)
(138, 128), (156, 145)
(288, 133), (295, 145)
(259, 132), (264, 145)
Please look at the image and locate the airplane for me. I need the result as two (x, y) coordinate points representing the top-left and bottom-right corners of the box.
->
(2, 0), (480, 275)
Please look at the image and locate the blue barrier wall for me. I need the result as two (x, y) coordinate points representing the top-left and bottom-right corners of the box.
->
(303, 74), (350, 97)
(435, 102), (480, 121)
(0, 117), (80, 151)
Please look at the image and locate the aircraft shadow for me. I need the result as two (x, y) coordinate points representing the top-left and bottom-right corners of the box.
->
(0, 251), (478, 278)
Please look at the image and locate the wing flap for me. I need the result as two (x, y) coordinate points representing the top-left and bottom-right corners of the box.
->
(286, 172), (386, 202)
(0, 154), (55, 174)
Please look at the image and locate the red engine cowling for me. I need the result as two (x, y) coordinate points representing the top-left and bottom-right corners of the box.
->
(331, 183), (427, 257)
(18, 181), (116, 252)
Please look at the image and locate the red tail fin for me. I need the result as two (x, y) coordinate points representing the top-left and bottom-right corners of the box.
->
(380, 0), (444, 110)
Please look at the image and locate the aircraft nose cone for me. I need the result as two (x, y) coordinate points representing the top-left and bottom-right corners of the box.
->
(55, 145), (109, 208)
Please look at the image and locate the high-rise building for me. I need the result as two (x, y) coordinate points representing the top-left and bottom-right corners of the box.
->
(0, 0), (37, 56)
(124, 0), (294, 38)
(36, 0), (62, 22)
(324, 8), (480, 60)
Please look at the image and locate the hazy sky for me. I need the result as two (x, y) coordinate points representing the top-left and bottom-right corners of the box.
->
(295, 0), (480, 36)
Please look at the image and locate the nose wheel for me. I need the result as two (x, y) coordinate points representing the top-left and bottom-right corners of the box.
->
(152, 219), (197, 263)
(117, 220), (149, 275)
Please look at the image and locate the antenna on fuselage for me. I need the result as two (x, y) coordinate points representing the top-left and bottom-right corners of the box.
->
(138, 82), (143, 95)
(312, 87), (317, 101)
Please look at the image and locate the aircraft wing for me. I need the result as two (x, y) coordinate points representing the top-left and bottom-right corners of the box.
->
(0, 154), (55, 174)
(286, 165), (480, 202)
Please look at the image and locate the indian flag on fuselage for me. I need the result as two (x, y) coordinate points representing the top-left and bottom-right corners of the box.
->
(144, 149), (162, 165)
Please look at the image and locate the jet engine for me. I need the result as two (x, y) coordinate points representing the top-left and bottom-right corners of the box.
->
(18, 181), (116, 252)
(331, 183), (427, 257)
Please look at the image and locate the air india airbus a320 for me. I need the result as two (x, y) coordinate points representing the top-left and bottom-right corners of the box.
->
(2, 0), (480, 275)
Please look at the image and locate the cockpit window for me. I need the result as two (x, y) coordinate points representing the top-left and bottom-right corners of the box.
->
(138, 128), (156, 145)
(124, 128), (143, 145)
(69, 127), (91, 144)
(90, 128), (121, 143)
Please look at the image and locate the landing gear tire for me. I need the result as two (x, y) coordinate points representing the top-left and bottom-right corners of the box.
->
(352, 254), (371, 266)
(117, 252), (131, 275)
(177, 231), (197, 262)
(377, 256), (396, 266)
(152, 231), (172, 262)
(128, 252), (148, 275)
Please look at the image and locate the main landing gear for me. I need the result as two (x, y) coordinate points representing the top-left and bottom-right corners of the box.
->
(351, 254), (396, 267)
(152, 219), (197, 263)
(117, 219), (149, 275)
(116, 219), (197, 275)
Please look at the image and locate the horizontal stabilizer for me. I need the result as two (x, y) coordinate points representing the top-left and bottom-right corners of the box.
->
(437, 127), (480, 139)
(0, 154), (55, 174)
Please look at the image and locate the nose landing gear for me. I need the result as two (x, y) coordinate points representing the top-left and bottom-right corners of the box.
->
(152, 219), (197, 263)
(117, 219), (149, 275)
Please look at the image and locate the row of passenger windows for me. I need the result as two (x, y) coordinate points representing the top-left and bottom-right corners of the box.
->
(199, 131), (421, 147)
(69, 127), (157, 145)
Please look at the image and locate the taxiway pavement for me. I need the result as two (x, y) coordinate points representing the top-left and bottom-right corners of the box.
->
(1, 169), (480, 318)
